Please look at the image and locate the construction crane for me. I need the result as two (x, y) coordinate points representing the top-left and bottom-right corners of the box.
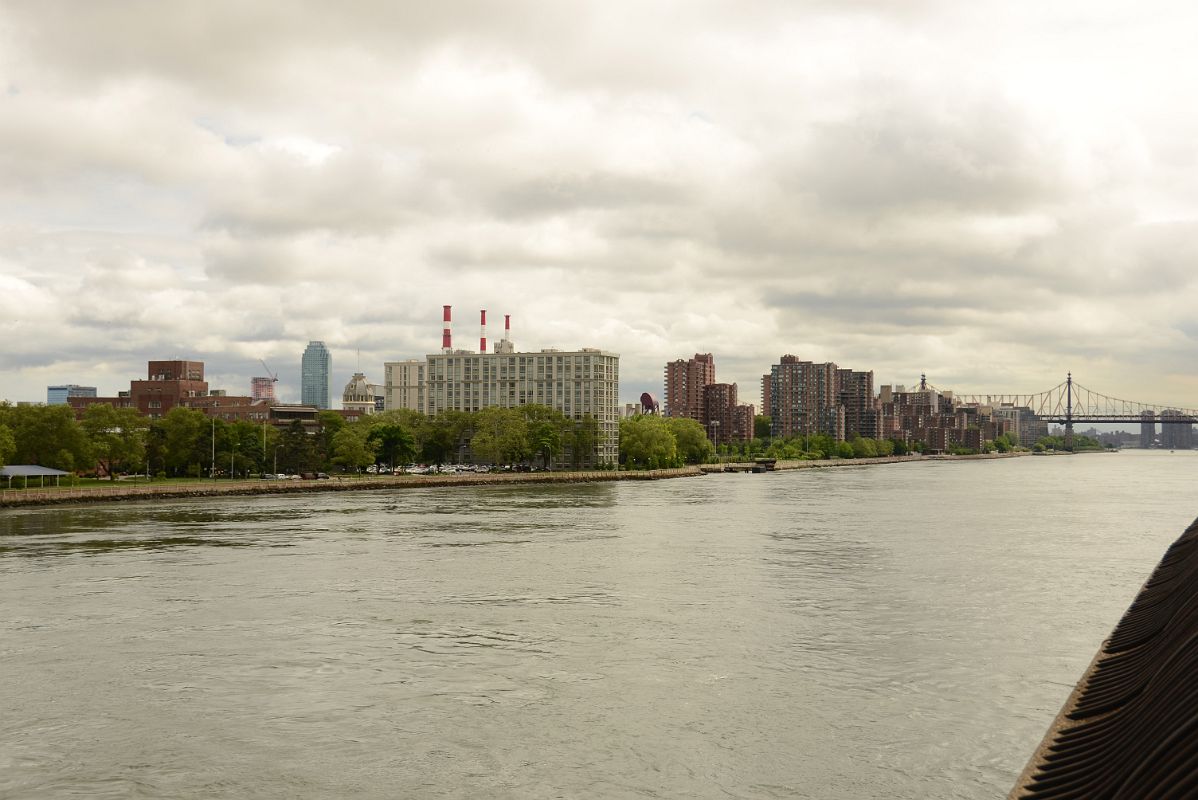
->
(259, 359), (279, 384)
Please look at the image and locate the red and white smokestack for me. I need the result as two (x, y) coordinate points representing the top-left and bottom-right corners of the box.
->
(442, 305), (452, 352)
(504, 314), (511, 341)
(480, 309), (487, 354)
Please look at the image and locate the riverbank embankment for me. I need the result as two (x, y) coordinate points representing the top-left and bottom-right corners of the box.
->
(701, 451), (1030, 474)
(0, 466), (705, 509)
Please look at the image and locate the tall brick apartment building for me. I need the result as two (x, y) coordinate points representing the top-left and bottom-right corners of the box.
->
(664, 353), (754, 445)
(664, 353), (715, 419)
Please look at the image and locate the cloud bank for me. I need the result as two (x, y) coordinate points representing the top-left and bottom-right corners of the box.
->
(2, 1), (1197, 408)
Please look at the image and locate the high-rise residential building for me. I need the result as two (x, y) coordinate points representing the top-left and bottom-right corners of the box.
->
(383, 359), (426, 411)
(47, 384), (96, 405)
(991, 405), (1044, 449)
(664, 353), (715, 420)
(301, 341), (331, 410)
(837, 369), (878, 440)
(1140, 411), (1156, 448)
(1160, 410), (1194, 449)
(423, 347), (620, 466)
(767, 356), (842, 440)
(384, 307), (619, 466)
(701, 382), (755, 446)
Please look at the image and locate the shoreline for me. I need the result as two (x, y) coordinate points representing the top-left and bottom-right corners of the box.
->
(0, 450), (1055, 509)
(701, 450), (1032, 474)
(0, 466), (706, 509)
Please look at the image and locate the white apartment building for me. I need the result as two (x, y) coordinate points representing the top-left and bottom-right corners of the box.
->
(383, 359), (426, 412)
(384, 347), (620, 466)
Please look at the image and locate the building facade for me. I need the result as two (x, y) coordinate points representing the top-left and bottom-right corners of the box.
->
(250, 377), (277, 402)
(1160, 410), (1195, 449)
(700, 382), (755, 446)
(837, 369), (877, 440)
(423, 348), (620, 466)
(1141, 411), (1156, 448)
(664, 353), (715, 420)
(767, 356), (843, 440)
(68, 360), (210, 420)
(383, 359), (426, 412)
(47, 385), (97, 405)
(301, 341), (332, 410)
(342, 373), (382, 416)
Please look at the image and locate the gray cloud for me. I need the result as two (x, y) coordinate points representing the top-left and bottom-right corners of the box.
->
(3, 1), (1198, 410)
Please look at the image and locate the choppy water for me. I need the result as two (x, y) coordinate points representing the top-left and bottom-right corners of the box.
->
(2, 451), (1196, 799)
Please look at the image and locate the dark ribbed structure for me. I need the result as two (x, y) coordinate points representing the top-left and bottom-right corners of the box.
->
(1011, 517), (1198, 799)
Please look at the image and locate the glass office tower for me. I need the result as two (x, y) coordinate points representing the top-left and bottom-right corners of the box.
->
(301, 341), (331, 409)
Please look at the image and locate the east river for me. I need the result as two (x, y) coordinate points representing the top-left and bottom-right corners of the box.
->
(2, 451), (1196, 798)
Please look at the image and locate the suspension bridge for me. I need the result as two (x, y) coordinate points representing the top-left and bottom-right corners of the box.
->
(949, 373), (1197, 446)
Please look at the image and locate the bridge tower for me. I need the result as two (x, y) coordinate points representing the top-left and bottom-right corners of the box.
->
(1065, 372), (1074, 452)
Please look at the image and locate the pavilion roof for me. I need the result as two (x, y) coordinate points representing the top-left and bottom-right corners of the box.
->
(0, 465), (70, 478)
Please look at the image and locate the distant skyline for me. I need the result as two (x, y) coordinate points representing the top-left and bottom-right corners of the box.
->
(3, 2), (1198, 408)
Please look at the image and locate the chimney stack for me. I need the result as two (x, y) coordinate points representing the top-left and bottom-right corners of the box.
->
(442, 305), (452, 352)
(504, 314), (511, 341)
(480, 309), (487, 354)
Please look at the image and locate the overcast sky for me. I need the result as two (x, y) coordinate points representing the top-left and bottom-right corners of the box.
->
(3, 1), (1197, 410)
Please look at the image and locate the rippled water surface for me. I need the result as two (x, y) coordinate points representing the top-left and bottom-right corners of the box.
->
(3, 452), (1197, 798)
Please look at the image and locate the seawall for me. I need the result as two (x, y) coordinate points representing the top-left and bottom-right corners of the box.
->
(701, 451), (1029, 474)
(0, 466), (705, 509)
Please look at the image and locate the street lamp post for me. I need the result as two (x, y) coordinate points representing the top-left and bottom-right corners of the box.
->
(230, 441), (237, 481)
(211, 416), (216, 481)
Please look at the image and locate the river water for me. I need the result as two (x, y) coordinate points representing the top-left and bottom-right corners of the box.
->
(2, 451), (1196, 799)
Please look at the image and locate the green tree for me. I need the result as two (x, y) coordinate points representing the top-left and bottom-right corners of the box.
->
(367, 423), (417, 470)
(2, 403), (90, 470)
(850, 437), (877, 459)
(809, 434), (835, 460)
(470, 407), (528, 465)
(0, 423), (14, 468)
(666, 417), (714, 464)
(369, 408), (426, 430)
(332, 425), (376, 472)
(158, 407), (209, 477)
(224, 420), (265, 478)
(754, 415), (772, 439)
(82, 403), (149, 479)
(278, 420), (318, 474)
(521, 404), (566, 469)
(419, 411), (469, 466)
(568, 414), (600, 468)
(315, 410), (346, 468)
(619, 415), (678, 469)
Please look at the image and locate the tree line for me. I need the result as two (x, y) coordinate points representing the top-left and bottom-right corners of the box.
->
(0, 400), (1047, 481)
(0, 402), (603, 478)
